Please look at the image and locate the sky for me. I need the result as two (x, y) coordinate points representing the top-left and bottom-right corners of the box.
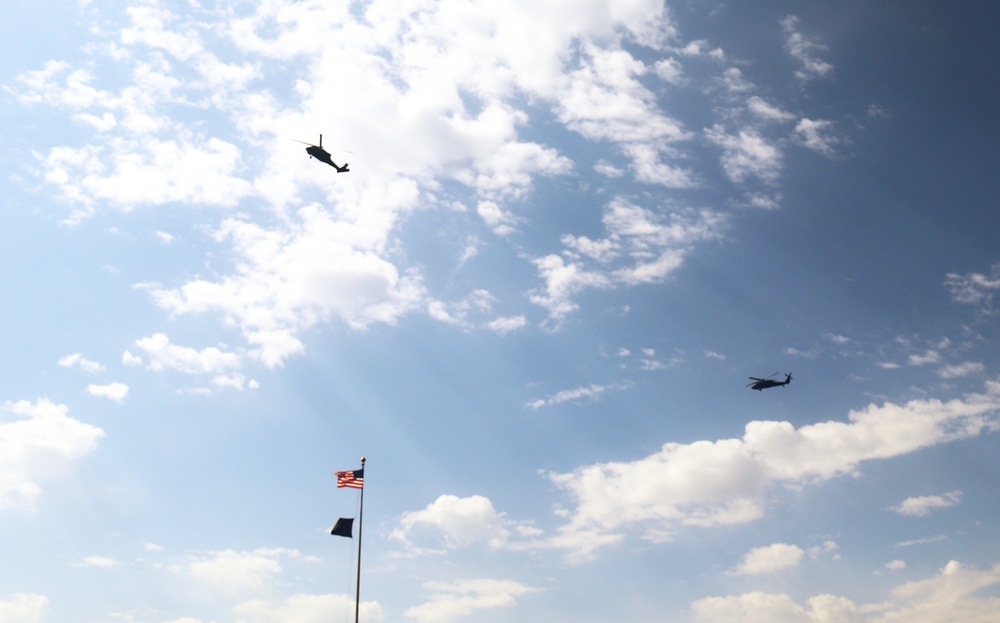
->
(3, 1), (1000, 622)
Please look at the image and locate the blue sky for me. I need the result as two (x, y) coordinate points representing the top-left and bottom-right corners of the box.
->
(3, 1), (1000, 622)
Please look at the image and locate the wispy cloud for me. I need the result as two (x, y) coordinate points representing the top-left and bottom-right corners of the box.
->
(526, 381), (632, 410)
(891, 491), (962, 517)
(782, 15), (834, 82)
(58, 353), (105, 374)
(405, 578), (540, 623)
(946, 262), (1000, 308)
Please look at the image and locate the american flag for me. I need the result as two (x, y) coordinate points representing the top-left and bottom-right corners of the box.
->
(335, 468), (364, 489)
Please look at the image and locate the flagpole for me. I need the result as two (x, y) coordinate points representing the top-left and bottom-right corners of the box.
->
(354, 457), (365, 623)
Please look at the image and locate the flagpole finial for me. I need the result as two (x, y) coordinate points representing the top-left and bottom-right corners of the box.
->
(360, 456), (366, 464)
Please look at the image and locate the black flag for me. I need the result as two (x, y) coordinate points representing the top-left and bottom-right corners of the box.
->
(331, 517), (354, 538)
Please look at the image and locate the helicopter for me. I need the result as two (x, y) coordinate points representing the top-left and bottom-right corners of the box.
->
(747, 372), (792, 391)
(293, 134), (349, 172)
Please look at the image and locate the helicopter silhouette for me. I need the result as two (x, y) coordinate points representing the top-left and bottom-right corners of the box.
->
(293, 134), (349, 172)
(747, 372), (792, 391)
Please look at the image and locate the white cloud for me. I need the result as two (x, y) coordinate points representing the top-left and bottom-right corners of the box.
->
(886, 559), (907, 571)
(782, 15), (834, 82)
(694, 591), (858, 623)
(731, 543), (805, 575)
(694, 561), (1000, 622)
(0, 593), (49, 623)
(945, 262), (1000, 307)
(654, 57), (684, 84)
(705, 125), (783, 185)
(58, 353), (105, 373)
(747, 96), (795, 123)
(545, 382), (1000, 556)
(393, 495), (522, 550)
(477, 200), (520, 236)
(794, 118), (841, 157)
(233, 593), (383, 623)
(211, 373), (259, 392)
(808, 540), (840, 560)
(0, 399), (104, 511)
(486, 315), (526, 334)
(895, 535), (947, 548)
(12, 0), (791, 361)
(531, 198), (724, 320)
(43, 136), (254, 224)
(428, 290), (497, 329)
(938, 361), (985, 379)
(527, 382), (630, 410)
(86, 382), (129, 403)
(146, 206), (426, 367)
(908, 349), (943, 367)
(891, 491), (962, 517)
(132, 333), (240, 374)
(404, 578), (539, 623)
(178, 548), (305, 595)
(76, 556), (119, 569)
(122, 350), (143, 367)
(529, 254), (612, 321)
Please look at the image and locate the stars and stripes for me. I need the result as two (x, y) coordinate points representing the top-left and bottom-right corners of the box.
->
(335, 468), (364, 489)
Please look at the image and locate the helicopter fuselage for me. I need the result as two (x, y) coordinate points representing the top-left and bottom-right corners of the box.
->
(748, 374), (792, 390)
(305, 145), (349, 172)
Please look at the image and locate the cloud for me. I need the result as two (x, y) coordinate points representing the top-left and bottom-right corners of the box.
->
(0, 593), (49, 623)
(427, 290), (524, 333)
(233, 593), (383, 623)
(731, 543), (805, 575)
(392, 495), (536, 551)
(87, 382), (129, 403)
(782, 15), (834, 82)
(793, 118), (842, 157)
(891, 491), (962, 517)
(485, 315), (527, 334)
(57, 353), (106, 374)
(477, 200), (520, 236)
(526, 382), (631, 410)
(747, 96), (795, 123)
(12, 1), (857, 369)
(693, 591), (858, 623)
(945, 262), (1000, 307)
(544, 382), (1000, 556)
(404, 578), (539, 623)
(938, 362), (985, 379)
(697, 560), (1000, 623)
(211, 373), (259, 392)
(0, 399), (104, 511)
(131, 333), (241, 374)
(895, 535), (947, 548)
(76, 556), (119, 569)
(531, 198), (724, 321)
(145, 206), (426, 367)
(705, 125), (783, 185)
(177, 548), (307, 596)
